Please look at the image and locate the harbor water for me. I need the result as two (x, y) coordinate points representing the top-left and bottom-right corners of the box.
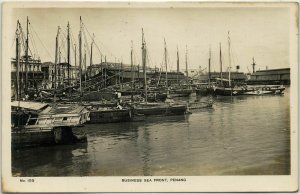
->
(12, 88), (290, 176)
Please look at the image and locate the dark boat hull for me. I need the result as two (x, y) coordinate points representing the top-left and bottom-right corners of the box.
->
(88, 109), (131, 123)
(133, 104), (187, 116)
(12, 126), (87, 149)
(169, 89), (192, 97)
(142, 93), (168, 102)
(121, 90), (140, 96)
(12, 129), (55, 148)
(195, 88), (215, 96)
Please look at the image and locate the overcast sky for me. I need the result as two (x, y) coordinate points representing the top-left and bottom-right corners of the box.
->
(11, 6), (291, 73)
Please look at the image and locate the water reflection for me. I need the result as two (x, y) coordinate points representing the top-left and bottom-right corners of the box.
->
(12, 89), (290, 176)
(12, 143), (90, 176)
(139, 128), (151, 176)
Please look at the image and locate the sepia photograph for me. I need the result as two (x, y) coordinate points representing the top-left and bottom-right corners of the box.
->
(1, 1), (298, 192)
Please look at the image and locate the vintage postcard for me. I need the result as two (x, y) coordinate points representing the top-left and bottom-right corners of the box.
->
(1, 1), (298, 192)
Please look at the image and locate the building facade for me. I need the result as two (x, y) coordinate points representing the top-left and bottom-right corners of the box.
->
(41, 62), (80, 89)
(87, 62), (187, 88)
(194, 71), (248, 84)
(11, 56), (44, 98)
(248, 68), (290, 85)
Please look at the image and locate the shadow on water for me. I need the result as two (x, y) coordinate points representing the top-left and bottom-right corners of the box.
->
(85, 114), (189, 137)
(12, 143), (90, 176)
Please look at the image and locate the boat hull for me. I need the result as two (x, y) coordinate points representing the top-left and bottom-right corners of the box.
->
(88, 109), (131, 123)
(244, 86), (285, 95)
(133, 104), (187, 116)
(12, 126), (87, 149)
(142, 93), (168, 102)
(195, 88), (215, 96)
(169, 89), (192, 97)
(12, 129), (54, 148)
(214, 87), (246, 96)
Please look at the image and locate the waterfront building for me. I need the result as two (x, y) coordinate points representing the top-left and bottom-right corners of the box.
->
(41, 62), (80, 89)
(87, 62), (186, 87)
(194, 71), (248, 84)
(11, 56), (44, 97)
(248, 68), (290, 85)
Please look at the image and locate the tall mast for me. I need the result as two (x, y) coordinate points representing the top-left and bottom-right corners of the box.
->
(15, 21), (20, 101)
(74, 44), (77, 67)
(74, 43), (77, 85)
(185, 45), (188, 84)
(164, 38), (168, 87)
(121, 60), (123, 89)
(104, 56), (107, 88)
(142, 28), (147, 102)
(54, 26), (60, 103)
(58, 47), (61, 86)
(90, 33), (94, 79)
(138, 63), (140, 87)
(130, 41), (134, 98)
(79, 16), (82, 102)
(208, 45), (211, 86)
(84, 44), (87, 89)
(176, 46), (179, 85)
(228, 31), (231, 87)
(25, 16), (29, 93)
(116, 58), (119, 85)
(219, 43), (223, 85)
(252, 57), (256, 73)
(101, 55), (103, 88)
(67, 22), (70, 90)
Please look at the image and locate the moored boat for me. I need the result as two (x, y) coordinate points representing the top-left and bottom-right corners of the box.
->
(213, 86), (247, 96)
(244, 85), (285, 95)
(195, 84), (215, 96)
(84, 101), (132, 123)
(11, 101), (89, 148)
(132, 102), (187, 116)
(168, 88), (193, 97)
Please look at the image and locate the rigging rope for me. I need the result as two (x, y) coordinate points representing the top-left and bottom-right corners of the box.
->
(82, 21), (122, 63)
(30, 23), (53, 60)
(11, 32), (17, 50)
(28, 29), (39, 58)
(59, 35), (68, 63)
(82, 29), (91, 60)
(18, 25), (27, 55)
(69, 28), (78, 63)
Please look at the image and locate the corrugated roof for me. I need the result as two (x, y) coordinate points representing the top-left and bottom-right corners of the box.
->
(11, 101), (49, 111)
(252, 68), (290, 76)
(196, 72), (247, 80)
(40, 104), (86, 115)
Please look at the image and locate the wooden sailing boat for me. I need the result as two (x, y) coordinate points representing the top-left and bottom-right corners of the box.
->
(132, 29), (187, 116)
(195, 45), (215, 96)
(11, 22), (89, 148)
(120, 38), (168, 102)
(168, 45), (192, 97)
(213, 32), (247, 96)
(76, 17), (132, 123)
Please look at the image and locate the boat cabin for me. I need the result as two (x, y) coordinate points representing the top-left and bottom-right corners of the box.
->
(11, 101), (90, 128)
